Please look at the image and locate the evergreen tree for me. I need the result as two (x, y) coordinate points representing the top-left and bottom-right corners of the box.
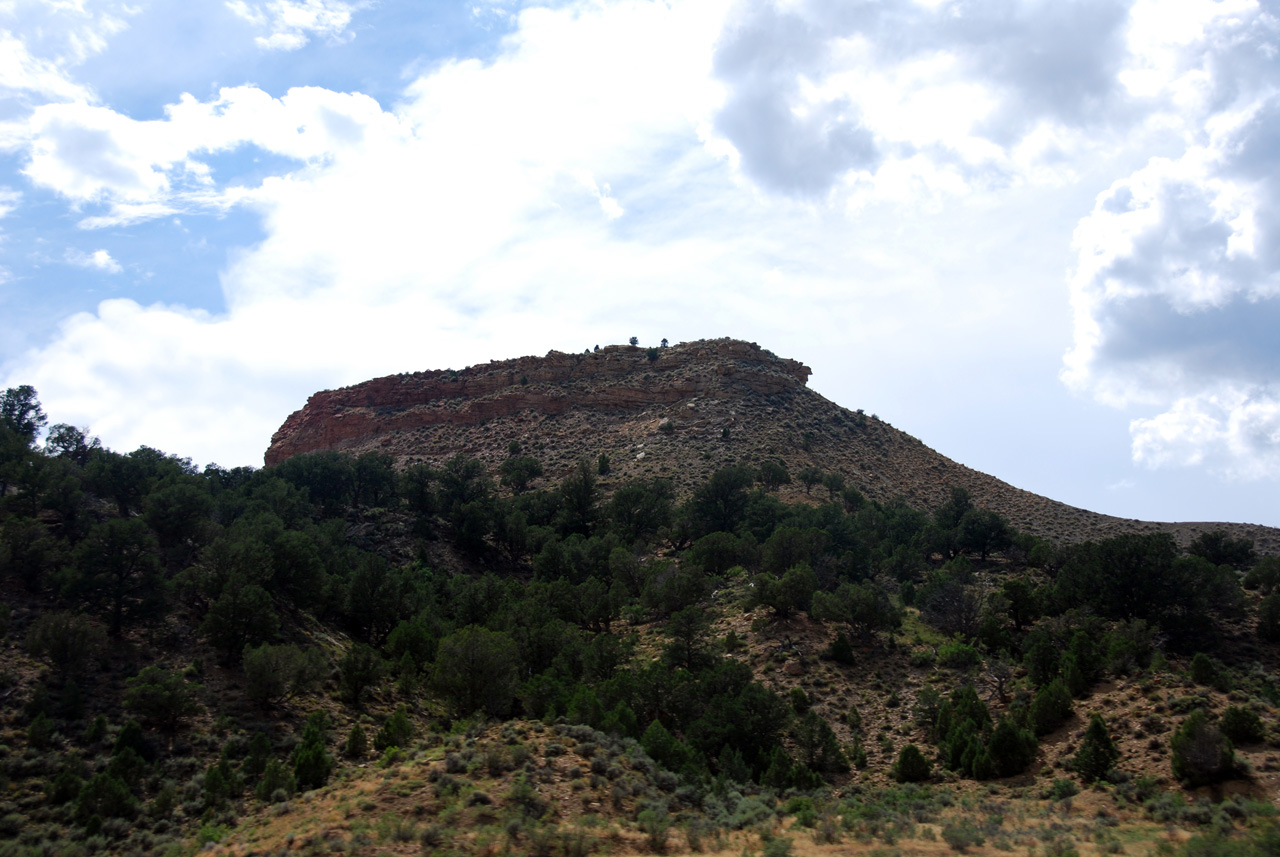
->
(1072, 714), (1119, 782)
(293, 712), (334, 791)
(1189, 652), (1217, 686)
(431, 626), (518, 717)
(641, 719), (694, 775)
(201, 577), (279, 664)
(338, 643), (383, 707)
(255, 758), (297, 802)
(828, 631), (855, 665)
(1220, 705), (1265, 745)
(892, 744), (932, 783)
(1259, 592), (1280, 642)
(988, 718), (1037, 777)
(374, 705), (414, 751)
(70, 518), (162, 635)
(1030, 679), (1073, 736)
(122, 666), (203, 732)
(794, 711), (849, 773)
(344, 723), (369, 759)
(242, 643), (327, 706)
(1171, 709), (1234, 787)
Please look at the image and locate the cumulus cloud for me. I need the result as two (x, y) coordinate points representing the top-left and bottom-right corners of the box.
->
(5, 0), (1280, 492)
(226, 0), (363, 50)
(18, 85), (397, 222)
(1064, 4), (1280, 478)
(708, 0), (1135, 199)
(64, 248), (122, 273)
(1, 0), (743, 463)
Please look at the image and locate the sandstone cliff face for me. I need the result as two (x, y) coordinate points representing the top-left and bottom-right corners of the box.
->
(266, 340), (809, 466)
(265, 338), (1278, 552)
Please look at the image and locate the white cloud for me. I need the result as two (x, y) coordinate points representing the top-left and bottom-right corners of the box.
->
(1064, 2), (1280, 477)
(18, 85), (398, 220)
(1130, 390), (1280, 478)
(0, 0), (137, 106)
(64, 248), (121, 273)
(226, 0), (363, 50)
(5, 0), (1280, 490)
(706, 0), (1138, 199)
(0, 186), (19, 218)
(0, 30), (92, 102)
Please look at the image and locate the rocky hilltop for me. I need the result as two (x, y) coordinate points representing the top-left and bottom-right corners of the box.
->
(266, 338), (1278, 551)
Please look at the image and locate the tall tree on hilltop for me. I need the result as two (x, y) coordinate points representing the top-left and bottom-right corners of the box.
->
(0, 385), (47, 445)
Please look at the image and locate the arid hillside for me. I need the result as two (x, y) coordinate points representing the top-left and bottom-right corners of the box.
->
(266, 338), (1278, 551)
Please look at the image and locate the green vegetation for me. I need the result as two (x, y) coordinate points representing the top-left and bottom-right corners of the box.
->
(0, 383), (1277, 855)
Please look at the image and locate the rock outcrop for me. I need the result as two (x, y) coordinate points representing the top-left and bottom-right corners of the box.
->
(265, 338), (1279, 552)
(266, 340), (809, 466)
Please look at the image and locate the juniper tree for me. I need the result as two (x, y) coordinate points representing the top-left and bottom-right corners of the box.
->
(893, 744), (932, 783)
(1171, 709), (1234, 787)
(1072, 714), (1119, 782)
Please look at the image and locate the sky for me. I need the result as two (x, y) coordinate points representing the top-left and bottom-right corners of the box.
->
(1, 0), (1278, 527)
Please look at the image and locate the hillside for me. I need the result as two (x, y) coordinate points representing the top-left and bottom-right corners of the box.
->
(267, 338), (1279, 552)
(4, 370), (1280, 857)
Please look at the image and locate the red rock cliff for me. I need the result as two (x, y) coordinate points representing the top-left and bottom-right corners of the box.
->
(265, 339), (810, 467)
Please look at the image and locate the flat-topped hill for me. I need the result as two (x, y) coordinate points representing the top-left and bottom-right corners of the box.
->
(266, 338), (1279, 551)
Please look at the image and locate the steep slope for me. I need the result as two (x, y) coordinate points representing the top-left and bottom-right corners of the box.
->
(266, 338), (1278, 551)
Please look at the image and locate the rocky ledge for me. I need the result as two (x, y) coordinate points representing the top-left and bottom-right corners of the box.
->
(265, 339), (809, 467)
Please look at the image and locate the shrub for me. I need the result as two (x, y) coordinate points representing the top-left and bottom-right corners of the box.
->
(827, 632), (855, 665)
(76, 773), (136, 821)
(26, 711), (54, 748)
(762, 835), (793, 857)
(123, 666), (203, 731)
(243, 643), (327, 706)
(255, 758), (296, 801)
(374, 705), (414, 751)
(25, 612), (106, 675)
(1072, 714), (1119, 782)
(1171, 709), (1234, 787)
(1220, 706), (1265, 745)
(1189, 653), (1217, 686)
(1047, 778), (1079, 800)
(1030, 679), (1073, 736)
(938, 641), (981, 670)
(941, 820), (985, 852)
(892, 744), (932, 783)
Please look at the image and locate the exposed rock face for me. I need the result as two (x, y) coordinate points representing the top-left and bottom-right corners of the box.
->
(266, 338), (1279, 552)
(266, 340), (809, 466)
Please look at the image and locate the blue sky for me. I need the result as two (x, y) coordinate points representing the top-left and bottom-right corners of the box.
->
(2, 0), (1278, 527)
